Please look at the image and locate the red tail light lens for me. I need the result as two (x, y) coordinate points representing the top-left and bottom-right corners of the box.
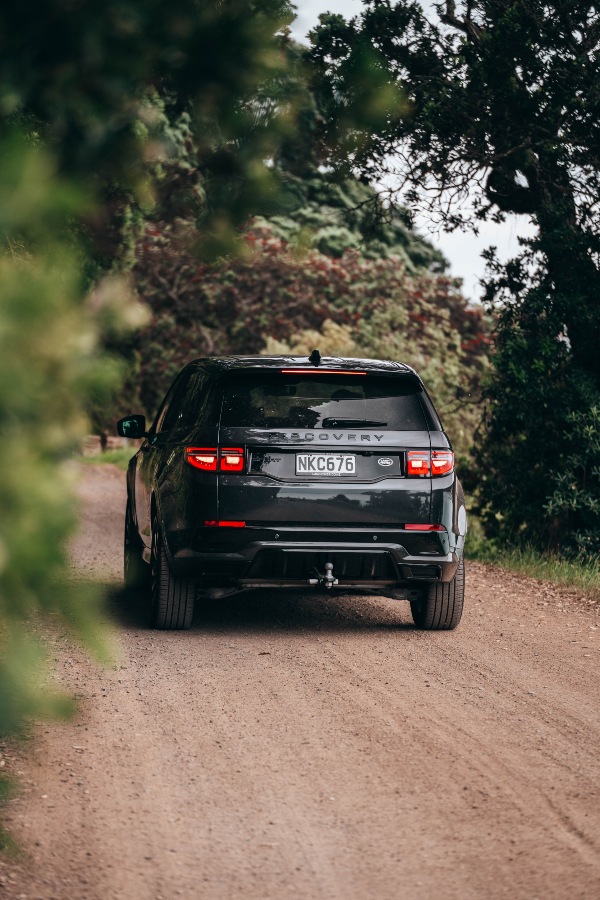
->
(280, 369), (366, 375)
(186, 447), (217, 471)
(407, 451), (430, 477)
(407, 450), (454, 478)
(405, 524), (446, 532)
(204, 520), (246, 528)
(220, 447), (245, 472)
(185, 447), (246, 473)
(431, 450), (454, 476)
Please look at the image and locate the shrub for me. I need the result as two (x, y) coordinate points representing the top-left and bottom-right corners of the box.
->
(474, 279), (600, 557)
(131, 222), (489, 456)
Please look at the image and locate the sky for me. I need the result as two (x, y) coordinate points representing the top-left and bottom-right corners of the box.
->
(289, 0), (536, 301)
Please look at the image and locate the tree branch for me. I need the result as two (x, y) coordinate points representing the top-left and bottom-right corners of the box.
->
(440, 0), (484, 44)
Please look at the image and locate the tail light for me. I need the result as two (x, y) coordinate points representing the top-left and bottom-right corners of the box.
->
(407, 450), (454, 478)
(405, 524), (446, 532)
(407, 451), (430, 477)
(220, 447), (245, 472)
(280, 369), (366, 375)
(204, 520), (246, 528)
(431, 450), (454, 476)
(186, 447), (218, 471)
(186, 446), (246, 473)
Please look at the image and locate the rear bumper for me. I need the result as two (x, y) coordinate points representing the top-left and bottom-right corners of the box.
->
(167, 525), (462, 587)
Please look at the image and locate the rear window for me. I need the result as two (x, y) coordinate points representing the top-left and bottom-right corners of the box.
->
(219, 372), (432, 431)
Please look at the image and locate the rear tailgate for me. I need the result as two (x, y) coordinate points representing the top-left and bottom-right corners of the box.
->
(216, 370), (435, 527)
(218, 428), (431, 525)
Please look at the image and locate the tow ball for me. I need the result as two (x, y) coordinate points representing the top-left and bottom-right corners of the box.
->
(308, 562), (339, 590)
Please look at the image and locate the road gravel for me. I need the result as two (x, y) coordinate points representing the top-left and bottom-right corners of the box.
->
(2, 463), (600, 899)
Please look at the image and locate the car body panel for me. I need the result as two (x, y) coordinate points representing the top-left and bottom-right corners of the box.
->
(216, 427), (433, 527)
(119, 355), (465, 594)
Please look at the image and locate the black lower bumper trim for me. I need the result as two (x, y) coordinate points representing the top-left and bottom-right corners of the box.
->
(172, 540), (459, 584)
(247, 548), (397, 581)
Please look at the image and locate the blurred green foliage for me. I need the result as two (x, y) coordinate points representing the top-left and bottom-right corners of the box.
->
(0, 0), (296, 265)
(253, 170), (446, 269)
(0, 0), (302, 756)
(0, 139), (119, 738)
(79, 447), (134, 472)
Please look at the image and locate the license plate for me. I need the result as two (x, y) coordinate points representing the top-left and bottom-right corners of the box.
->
(295, 453), (356, 476)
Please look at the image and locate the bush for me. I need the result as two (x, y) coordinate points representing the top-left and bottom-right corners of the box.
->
(474, 280), (600, 558)
(0, 141), (123, 738)
(131, 222), (490, 456)
(544, 405), (600, 560)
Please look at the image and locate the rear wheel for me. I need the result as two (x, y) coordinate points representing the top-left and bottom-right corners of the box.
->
(124, 499), (150, 590)
(151, 520), (195, 630)
(410, 557), (464, 630)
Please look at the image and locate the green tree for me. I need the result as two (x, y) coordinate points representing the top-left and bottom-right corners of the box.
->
(132, 221), (488, 457)
(0, 140), (119, 738)
(474, 246), (600, 556)
(254, 162), (447, 267)
(0, 0), (295, 263)
(309, 1), (600, 554)
(0, 0), (295, 766)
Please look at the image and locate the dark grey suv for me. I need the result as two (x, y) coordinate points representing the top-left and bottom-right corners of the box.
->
(117, 354), (467, 630)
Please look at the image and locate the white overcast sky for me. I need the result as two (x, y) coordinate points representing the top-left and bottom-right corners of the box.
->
(290, 0), (536, 301)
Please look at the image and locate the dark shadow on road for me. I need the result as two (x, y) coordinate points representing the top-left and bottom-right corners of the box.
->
(104, 584), (152, 629)
(103, 583), (416, 634)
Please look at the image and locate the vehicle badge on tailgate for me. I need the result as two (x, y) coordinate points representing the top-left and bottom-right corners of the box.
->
(377, 457), (393, 467)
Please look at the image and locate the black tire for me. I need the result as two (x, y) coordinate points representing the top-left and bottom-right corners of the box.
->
(410, 557), (465, 630)
(124, 499), (151, 590)
(151, 521), (195, 630)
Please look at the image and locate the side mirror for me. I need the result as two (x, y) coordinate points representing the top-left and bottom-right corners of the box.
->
(116, 414), (147, 440)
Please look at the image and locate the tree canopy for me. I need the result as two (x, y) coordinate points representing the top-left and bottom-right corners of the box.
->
(0, 1), (297, 745)
(131, 217), (488, 456)
(0, 0), (296, 262)
(310, 1), (600, 556)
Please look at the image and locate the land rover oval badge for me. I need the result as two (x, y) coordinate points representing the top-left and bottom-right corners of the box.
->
(378, 457), (393, 467)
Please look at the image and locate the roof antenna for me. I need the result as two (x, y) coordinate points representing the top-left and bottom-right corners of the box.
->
(309, 348), (321, 366)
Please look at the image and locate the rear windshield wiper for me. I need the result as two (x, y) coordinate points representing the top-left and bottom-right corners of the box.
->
(321, 417), (388, 428)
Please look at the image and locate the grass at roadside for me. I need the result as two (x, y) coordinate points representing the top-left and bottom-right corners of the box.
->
(78, 448), (133, 471)
(466, 520), (600, 600)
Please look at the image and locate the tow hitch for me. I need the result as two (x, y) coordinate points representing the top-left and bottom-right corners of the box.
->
(308, 561), (339, 590)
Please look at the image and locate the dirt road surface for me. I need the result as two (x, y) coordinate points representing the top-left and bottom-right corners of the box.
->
(1, 463), (600, 899)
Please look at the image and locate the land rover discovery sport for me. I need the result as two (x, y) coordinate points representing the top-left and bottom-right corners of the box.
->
(117, 354), (467, 630)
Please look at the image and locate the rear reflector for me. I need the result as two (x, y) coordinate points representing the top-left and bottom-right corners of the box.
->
(204, 520), (246, 528)
(280, 369), (366, 375)
(404, 524), (446, 532)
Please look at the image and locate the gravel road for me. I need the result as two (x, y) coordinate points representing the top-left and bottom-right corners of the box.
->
(2, 463), (600, 899)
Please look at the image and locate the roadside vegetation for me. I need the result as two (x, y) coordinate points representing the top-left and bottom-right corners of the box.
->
(130, 214), (488, 459)
(466, 537), (600, 603)
(309, 2), (600, 563)
(0, 0), (299, 802)
(79, 448), (134, 472)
